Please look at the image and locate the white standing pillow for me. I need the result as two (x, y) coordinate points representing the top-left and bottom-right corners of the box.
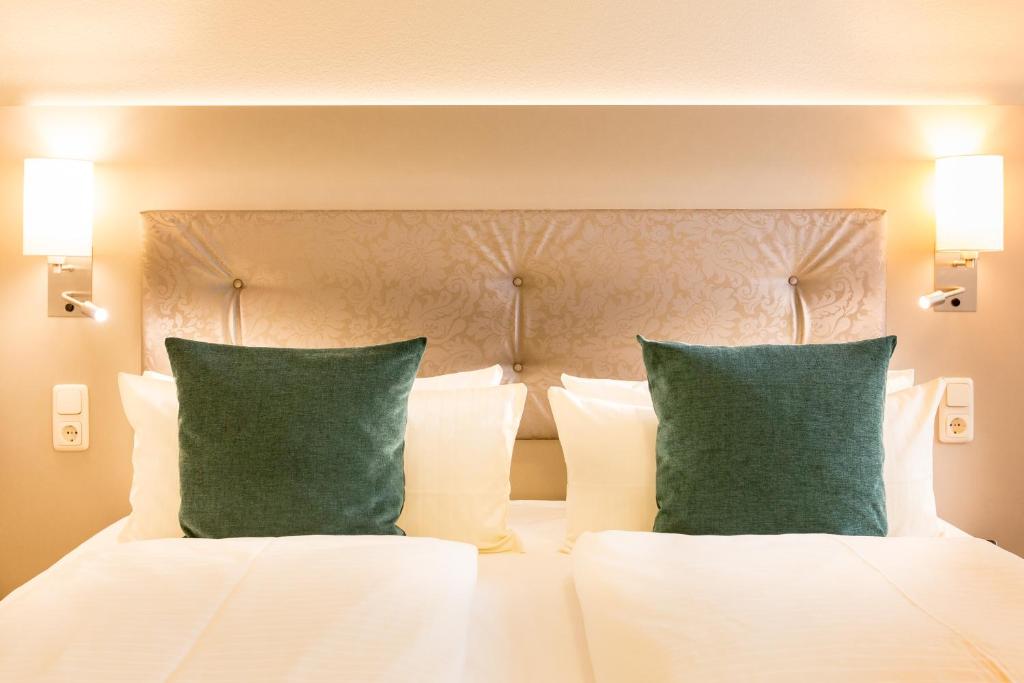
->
(399, 383), (527, 552)
(412, 365), (504, 390)
(885, 369), (917, 394)
(553, 373), (946, 542)
(883, 378), (946, 536)
(549, 387), (657, 550)
(118, 373), (183, 541)
(119, 365), (512, 544)
(142, 370), (174, 382)
(560, 373), (651, 407)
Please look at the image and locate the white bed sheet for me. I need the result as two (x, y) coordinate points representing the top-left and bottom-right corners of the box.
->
(4, 502), (594, 683)
(4, 502), (977, 683)
(0, 534), (477, 682)
(468, 501), (594, 683)
(574, 531), (1024, 682)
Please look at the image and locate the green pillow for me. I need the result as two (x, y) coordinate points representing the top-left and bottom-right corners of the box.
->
(639, 335), (896, 537)
(165, 337), (426, 538)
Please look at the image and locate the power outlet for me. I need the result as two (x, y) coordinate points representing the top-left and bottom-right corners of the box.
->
(938, 378), (974, 443)
(59, 422), (83, 446)
(53, 384), (89, 451)
(946, 414), (969, 438)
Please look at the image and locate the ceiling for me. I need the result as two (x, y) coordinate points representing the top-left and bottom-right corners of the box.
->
(1, 0), (1022, 106)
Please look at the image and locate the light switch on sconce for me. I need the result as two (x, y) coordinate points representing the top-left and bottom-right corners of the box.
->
(22, 158), (108, 321)
(919, 155), (1004, 312)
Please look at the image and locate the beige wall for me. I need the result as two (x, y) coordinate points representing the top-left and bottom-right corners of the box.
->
(1, 105), (1021, 595)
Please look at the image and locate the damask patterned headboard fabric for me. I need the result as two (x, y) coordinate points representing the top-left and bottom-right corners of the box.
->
(142, 209), (886, 439)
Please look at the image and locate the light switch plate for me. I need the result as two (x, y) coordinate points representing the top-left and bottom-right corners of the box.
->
(53, 384), (89, 451)
(938, 377), (974, 443)
(55, 386), (82, 414)
(946, 382), (971, 407)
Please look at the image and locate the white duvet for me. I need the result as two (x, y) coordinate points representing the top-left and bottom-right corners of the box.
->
(0, 535), (477, 682)
(574, 531), (1024, 683)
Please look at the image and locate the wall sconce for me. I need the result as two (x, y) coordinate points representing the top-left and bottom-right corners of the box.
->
(920, 154), (1004, 311)
(22, 158), (108, 321)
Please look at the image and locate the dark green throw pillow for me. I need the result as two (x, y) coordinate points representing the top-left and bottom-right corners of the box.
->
(165, 337), (426, 539)
(639, 335), (896, 537)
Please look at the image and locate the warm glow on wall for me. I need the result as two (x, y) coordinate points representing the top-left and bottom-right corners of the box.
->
(923, 121), (987, 158)
(935, 155), (1004, 253)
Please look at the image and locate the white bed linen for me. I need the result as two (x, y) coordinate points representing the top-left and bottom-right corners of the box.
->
(468, 501), (594, 683)
(0, 534), (477, 682)
(1, 502), (977, 683)
(574, 531), (1024, 683)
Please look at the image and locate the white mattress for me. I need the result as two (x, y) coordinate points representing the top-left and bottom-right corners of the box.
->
(5, 502), (977, 683)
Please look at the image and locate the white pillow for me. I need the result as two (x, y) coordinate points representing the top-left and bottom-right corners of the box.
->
(883, 378), (946, 536)
(145, 364), (504, 390)
(119, 365), (513, 544)
(561, 368), (917, 406)
(413, 364), (504, 390)
(399, 383), (527, 552)
(549, 387), (657, 550)
(560, 373), (651, 407)
(142, 370), (174, 382)
(552, 375), (947, 543)
(118, 373), (182, 541)
(886, 369), (917, 394)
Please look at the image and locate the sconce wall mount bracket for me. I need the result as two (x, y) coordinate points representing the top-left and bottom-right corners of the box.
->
(932, 251), (978, 312)
(47, 255), (93, 317)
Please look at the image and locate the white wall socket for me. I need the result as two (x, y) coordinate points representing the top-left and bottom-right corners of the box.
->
(938, 377), (974, 444)
(53, 384), (89, 451)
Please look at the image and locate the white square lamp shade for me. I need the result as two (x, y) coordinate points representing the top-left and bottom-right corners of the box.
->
(22, 158), (94, 257)
(935, 155), (1004, 253)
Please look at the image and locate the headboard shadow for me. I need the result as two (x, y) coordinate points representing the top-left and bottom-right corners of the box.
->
(142, 209), (886, 498)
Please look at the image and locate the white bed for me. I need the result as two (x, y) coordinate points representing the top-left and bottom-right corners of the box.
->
(7, 209), (1013, 682)
(469, 503), (977, 683)
(0, 499), (983, 679)
(0, 533), (477, 682)
(0, 503), (581, 682)
(574, 530), (1024, 682)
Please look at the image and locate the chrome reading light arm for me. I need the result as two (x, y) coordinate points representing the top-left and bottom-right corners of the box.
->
(61, 291), (109, 322)
(918, 286), (966, 310)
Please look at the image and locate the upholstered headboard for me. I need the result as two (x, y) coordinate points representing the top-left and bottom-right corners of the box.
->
(142, 210), (885, 493)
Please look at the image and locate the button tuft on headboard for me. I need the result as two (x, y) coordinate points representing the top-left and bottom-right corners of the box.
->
(142, 208), (886, 438)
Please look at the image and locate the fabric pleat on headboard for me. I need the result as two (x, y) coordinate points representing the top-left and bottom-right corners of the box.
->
(142, 209), (886, 438)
